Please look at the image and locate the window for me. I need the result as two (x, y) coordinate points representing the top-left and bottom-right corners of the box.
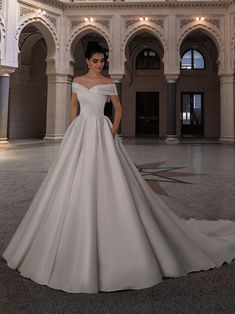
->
(181, 49), (205, 70)
(136, 48), (160, 69)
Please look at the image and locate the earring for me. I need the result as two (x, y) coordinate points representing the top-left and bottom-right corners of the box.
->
(87, 64), (90, 68)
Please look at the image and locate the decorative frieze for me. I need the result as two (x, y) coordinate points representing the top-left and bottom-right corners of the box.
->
(20, 7), (36, 17)
(121, 15), (167, 55)
(71, 19), (84, 30)
(125, 17), (164, 30)
(95, 19), (110, 30)
(19, 5), (57, 28)
(204, 18), (220, 29)
(45, 14), (57, 27)
(180, 19), (195, 29)
(36, 0), (234, 9)
(179, 16), (220, 31)
(70, 17), (110, 31)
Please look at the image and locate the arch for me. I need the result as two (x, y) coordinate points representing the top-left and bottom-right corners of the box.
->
(66, 25), (112, 75)
(177, 26), (223, 70)
(181, 48), (205, 70)
(15, 16), (58, 69)
(122, 25), (167, 53)
(20, 32), (44, 65)
(132, 44), (162, 71)
(121, 26), (167, 71)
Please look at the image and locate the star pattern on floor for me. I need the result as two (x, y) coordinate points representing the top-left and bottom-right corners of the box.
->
(135, 161), (204, 196)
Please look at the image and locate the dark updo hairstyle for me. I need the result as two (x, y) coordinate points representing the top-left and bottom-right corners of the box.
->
(85, 41), (106, 60)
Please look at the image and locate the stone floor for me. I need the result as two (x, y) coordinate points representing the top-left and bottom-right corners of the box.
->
(0, 138), (235, 314)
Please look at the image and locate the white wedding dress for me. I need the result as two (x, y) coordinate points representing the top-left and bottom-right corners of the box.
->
(2, 82), (235, 293)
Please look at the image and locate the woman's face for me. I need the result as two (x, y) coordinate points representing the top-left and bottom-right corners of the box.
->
(86, 52), (105, 73)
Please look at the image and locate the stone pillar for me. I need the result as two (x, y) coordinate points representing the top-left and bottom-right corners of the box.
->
(165, 76), (179, 144)
(44, 73), (71, 140)
(0, 74), (10, 142)
(219, 74), (235, 143)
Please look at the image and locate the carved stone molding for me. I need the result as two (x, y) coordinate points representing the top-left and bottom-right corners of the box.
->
(70, 17), (110, 32)
(125, 16), (164, 30)
(45, 14), (57, 28)
(0, 16), (6, 38)
(66, 24), (112, 52)
(20, 7), (36, 17)
(177, 24), (223, 50)
(176, 15), (224, 71)
(204, 18), (220, 29)
(16, 16), (59, 50)
(177, 15), (223, 50)
(122, 16), (167, 52)
(231, 16), (235, 49)
(36, 0), (234, 10)
(120, 18), (168, 74)
(19, 4), (57, 28)
(180, 18), (195, 29)
(96, 19), (110, 30)
(229, 16), (235, 70)
(0, 0), (3, 11)
(179, 16), (221, 31)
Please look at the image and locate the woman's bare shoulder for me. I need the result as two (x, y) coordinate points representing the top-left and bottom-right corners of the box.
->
(102, 77), (114, 84)
(73, 75), (86, 84)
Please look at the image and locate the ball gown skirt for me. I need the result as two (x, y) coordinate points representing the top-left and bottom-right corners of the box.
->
(2, 82), (235, 293)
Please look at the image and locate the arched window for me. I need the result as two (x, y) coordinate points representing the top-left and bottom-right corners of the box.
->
(136, 48), (160, 69)
(181, 49), (205, 70)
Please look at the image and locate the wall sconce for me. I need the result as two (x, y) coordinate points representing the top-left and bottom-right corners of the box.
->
(36, 9), (46, 15)
(196, 16), (205, 22)
(85, 17), (94, 22)
(140, 17), (149, 22)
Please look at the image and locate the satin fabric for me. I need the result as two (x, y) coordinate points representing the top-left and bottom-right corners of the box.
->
(2, 83), (235, 293)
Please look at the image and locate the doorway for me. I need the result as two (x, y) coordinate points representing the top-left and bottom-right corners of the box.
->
(136, 92), (159, 136)
(181, 93), (204, 136)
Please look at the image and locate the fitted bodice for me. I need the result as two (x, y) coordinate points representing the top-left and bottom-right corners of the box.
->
(72, 82), (118, 118)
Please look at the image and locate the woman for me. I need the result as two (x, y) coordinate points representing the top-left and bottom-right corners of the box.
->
(2, 41), (235, 294)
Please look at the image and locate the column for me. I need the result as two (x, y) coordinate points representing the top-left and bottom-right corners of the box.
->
(44, 73), (71, 140)
(165, 77), (179, 144)
(0, 74), (10, 142)
(219, 74), (235, 143)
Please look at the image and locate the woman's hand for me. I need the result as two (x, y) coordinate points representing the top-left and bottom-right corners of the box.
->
(111, 127), (118, 138)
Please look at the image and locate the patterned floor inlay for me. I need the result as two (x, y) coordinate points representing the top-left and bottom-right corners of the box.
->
(136, 161), (204, 196)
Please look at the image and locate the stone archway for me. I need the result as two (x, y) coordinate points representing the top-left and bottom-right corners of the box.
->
(14, 17), (71, 140)
(177, 26), (223, 72)
(8, 24), (48, 139)
(71, 30), (110, 77)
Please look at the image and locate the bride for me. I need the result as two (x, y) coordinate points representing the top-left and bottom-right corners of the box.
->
(2, 41), (235, 294)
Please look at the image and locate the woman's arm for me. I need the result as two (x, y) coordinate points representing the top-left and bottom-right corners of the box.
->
(70, 92), (78, 122)
(109, 94), (122, 138)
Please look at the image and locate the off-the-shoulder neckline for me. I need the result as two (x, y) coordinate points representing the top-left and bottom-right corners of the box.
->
(72, 82), (115, 91)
